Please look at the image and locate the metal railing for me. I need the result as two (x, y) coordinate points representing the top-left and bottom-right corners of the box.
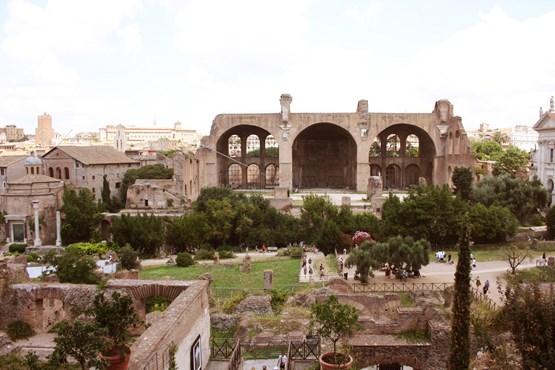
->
(228, 339), (242, 370)
(471, 286), (498, 311)
(211, 337), (237, 359)
(351, 282), (453, 293)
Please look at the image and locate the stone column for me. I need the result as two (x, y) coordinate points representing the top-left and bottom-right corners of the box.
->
(55, 211), (62, 247)
(264, 270), (273, 291)
(32, 201), (41, 247)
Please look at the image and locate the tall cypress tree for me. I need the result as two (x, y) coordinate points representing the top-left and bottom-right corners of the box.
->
(448, 213), (472, 370)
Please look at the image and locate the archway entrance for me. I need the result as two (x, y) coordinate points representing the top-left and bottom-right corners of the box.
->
(292, 123), (357, 189)
(369, 124), (436, 189)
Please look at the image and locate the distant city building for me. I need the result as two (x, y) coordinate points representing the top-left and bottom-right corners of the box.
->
(507, 125), (538, 152)
(531, 96), (555, 197)
(0, 154), (27, 192)
(467, 122), (538, 152)
(0, 125), (25, 142)
(99, 121), (201, 152)
(35, 113), (55, 148)
(41, 146), (139, 200)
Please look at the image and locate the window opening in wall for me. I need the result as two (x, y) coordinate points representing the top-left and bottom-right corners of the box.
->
(92, 175), (95, 180)
(145, 199), (149, 207)
(115, 182), (121, 189)
(551, 149), (553, 163)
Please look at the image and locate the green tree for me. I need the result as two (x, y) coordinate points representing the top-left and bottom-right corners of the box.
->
(111, 214), (166, 257)
(51, 320), (107, 370)
(492, 145), (530, 177)
(247, 147), (279, 157)
(503, 283), (555, 369)
(166, 212), (210, 252)
(471, 175), (547, 223)
(471, 140), (503, 161)
(381, 185), (465, 248)
(61, 187), (102, 244)
(467, 203), (518, 243)
(492, 130), (510, 145)
(346, 241), (380, 283)
(317, 219), (341, 256)
(452, 166), (473, 201)
(53, 249), (100, 284)
(546, 206), (555, 238)
(299, 194), (338, 243)
(370, 236), (430, 272)
(448, 213), (472, 370)
(120, 164), (174, 203)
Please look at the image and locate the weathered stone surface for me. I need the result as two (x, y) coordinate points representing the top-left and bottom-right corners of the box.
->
(325, 277), (353, 293)
(113, 269), (140, 279)
(0, 331), (15, 356)
(211, 313), (239, 331)
(234, 294), (273, 315)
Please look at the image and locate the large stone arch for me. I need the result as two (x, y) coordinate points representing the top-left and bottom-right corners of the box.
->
(292, 122), (357, 189)
(370, 124), (436, 189)
(215, 125), (279, 189)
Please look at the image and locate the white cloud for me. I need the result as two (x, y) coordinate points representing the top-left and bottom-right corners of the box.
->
(344, 2), (381, 24)
(118, 23), (143, 54)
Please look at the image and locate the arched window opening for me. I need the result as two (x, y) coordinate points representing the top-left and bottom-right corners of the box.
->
(369, 138), (381, 158)
(265, 164), (279, 186)
(406, 134), (419, 157)
(386, 134), (400, 157)
(56, 167), (62, 179)
(264, 135), (279, 157)
(49, 167), (54, 177)
(247, 164), (260, 188)
(64, 167), (70, 179)
(246, 135), (261, 157)
(228, 135), (241, 158)
(228, 164), (242, 188)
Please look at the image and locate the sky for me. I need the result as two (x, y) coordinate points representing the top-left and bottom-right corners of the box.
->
(0, 0), (554, 137)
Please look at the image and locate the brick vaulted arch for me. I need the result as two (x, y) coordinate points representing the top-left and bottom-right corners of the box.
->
(201, 96), (475, 192)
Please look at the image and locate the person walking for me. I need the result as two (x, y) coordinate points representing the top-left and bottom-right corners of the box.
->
(483, 279), (490, 295)
(277, 351), (287, 369)
(476, 276), (481, 291)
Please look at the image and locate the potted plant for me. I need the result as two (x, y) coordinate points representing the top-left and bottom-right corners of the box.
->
(311, 295), (361, 369)
(50, 320), (107, 370)
(88, 290), (142, 370)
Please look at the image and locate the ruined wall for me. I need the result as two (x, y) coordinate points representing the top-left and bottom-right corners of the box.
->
(128, 280), (210, 370)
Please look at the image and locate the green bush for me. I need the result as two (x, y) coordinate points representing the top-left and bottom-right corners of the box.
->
(528, 214), (544, 227)
(7, 320), (35, 341)
(53, 250), (100, 284)
(8, 243), (27, 253)
(26, 252), (39, 263)
(269, 290), (289, 313)
(66, 242), (109, 256)
(195, 247), (215, 261)
(176, 252), (194, 267)
(145, 296), (173, 313)
(222, 291), (248, 314)
(289, 246), (303, 259)
(118, 244), (140, 270)
(218, 250), (235, 259)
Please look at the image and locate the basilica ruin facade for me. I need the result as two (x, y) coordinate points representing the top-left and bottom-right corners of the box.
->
(197, 95), (475, 192)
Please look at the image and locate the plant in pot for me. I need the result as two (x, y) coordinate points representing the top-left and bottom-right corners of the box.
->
(50, 320), (108, 370)
(87, 290), (142, 370)
(310, 295), (361, 369)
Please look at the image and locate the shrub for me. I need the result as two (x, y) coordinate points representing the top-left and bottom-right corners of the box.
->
(176, 252), (194, 267)
(7, 320), (35, 341)
(289, 246), (303, 259)
(222, 291), (248, 314)
(118, 244), (140, 270)
(269, 290), (289, 313)
(145, 296), (173, 313)
(54, 250), (100, 284)
(528, 214), (543, 227)
(26, 253), (39, 263)
(66, 242), (109, 256)
(8, 243), (27, 253)
(195, 247), (215, 261)
(218, 250), (235, 259)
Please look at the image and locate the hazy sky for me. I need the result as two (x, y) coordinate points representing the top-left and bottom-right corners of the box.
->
(1, 0), (554, 137)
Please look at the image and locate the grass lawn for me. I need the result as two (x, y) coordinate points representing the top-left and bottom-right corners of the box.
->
(141, 257), (304, 292)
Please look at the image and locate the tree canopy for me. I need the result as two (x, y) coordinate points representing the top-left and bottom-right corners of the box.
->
(60, 187), (102, 244)
(492, 145), (530, 177)
(471, 140), (503, 161)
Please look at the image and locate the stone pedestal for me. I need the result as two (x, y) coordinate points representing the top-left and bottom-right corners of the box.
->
(367, 176), (383, 199)
(274, 187), (289, 198)
(341, 196), (351, 207)
(264, 270), (273, 291)
(548, 256), (555, 267)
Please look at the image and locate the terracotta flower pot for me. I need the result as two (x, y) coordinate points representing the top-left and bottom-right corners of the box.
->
(100, 345), (131, 370)
(318, 352), (353, 370)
